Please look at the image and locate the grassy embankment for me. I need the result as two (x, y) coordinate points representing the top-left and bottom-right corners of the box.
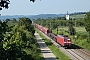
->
(52, 26), (90, 50)
(36, 28), (71, 60)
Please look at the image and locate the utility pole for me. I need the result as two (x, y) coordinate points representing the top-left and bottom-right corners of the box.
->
(75, 20), (76, 28)
(50, 22), (51, 30)
(56, 24), (58, 34)
(74, 15), (77, 44)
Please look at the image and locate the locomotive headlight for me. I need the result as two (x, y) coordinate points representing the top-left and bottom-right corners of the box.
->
(67, 39), (70, 40)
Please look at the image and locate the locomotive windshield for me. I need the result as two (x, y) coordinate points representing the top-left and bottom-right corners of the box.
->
(64, 37), (70, 41)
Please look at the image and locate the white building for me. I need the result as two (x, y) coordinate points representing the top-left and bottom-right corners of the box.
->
(66, 11), (69, 20)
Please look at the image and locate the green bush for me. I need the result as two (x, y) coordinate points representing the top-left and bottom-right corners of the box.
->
(77, 33), (87, 40)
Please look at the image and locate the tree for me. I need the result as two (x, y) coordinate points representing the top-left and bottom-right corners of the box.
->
(12, 18), (16, 21)
(0, 20), (10, 59)
(18, 17), (35, 35)
(0, 0), (39, 10)
(84, 12), (90, 41)
(0, 0), (10, 10)
(1, 17), (40, 60)
(68, 21), (76, 35)
(0, 20), (8, 48)
(6, 18), (11, 22)
(68, 27), (76, 35)
(30, 0), (36, 2)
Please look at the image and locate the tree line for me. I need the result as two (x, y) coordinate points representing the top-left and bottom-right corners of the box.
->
(34, 17), (84, 32)
(70, 12), (87, 15)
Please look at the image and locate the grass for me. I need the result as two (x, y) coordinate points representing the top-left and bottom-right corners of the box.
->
(75, 39), (90, 50)
(36, 28), (71, 60)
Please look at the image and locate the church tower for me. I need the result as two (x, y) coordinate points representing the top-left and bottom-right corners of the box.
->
(66, 11), (69, 20)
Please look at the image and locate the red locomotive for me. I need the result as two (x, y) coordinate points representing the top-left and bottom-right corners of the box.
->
(34, 23), (71, 47)
(56, 34), (71, 47)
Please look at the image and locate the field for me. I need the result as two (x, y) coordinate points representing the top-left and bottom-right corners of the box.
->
(70, 14), (86, 19)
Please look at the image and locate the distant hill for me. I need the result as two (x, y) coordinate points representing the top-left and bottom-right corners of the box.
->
(30, 14), (65, 19)
(0, 15), (30, 20)
(0, 11), (87, 20)
(0, 14), (65, 20)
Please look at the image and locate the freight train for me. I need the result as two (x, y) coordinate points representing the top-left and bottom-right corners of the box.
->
(34, 23), (71, 47)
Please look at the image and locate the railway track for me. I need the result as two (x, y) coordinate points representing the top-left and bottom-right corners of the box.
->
(76, 49), (90, 60)
(39, 30), (90, 60)
(82, 49), (90, 56)
(65, 49), (85, 60)
(71, 45), (90, 60)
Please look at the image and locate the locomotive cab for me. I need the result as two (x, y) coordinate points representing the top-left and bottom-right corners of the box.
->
(56, 35), (71, 47)
(64, 36), (71, 47)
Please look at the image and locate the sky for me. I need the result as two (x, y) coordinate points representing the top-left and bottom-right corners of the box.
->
(0, 0), (90, 16)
